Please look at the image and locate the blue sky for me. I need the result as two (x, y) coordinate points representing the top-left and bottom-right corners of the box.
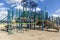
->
(37, 0), (60, 16)
(45, 0), (60, 16)
(0, 0), (60, 17)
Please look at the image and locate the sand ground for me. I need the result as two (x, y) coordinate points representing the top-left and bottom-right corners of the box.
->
(0, 24), (60, 40)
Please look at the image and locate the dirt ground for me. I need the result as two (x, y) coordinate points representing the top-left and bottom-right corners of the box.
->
(0, 24), (60, 40)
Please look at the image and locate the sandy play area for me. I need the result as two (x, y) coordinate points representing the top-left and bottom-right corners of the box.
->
(0, 24), (60, 40)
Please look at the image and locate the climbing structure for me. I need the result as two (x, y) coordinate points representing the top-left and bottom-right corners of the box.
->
(0, 0), (59, 34)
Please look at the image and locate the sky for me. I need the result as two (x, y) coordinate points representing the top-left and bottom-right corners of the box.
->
(0, 0), (60, 19)
(37, 0), (60, 16)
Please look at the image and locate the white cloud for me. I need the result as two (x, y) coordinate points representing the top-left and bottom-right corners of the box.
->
(15, 5), (23, 10)
(15, 5), (30, 11)
(52, 14), (59, 17)
(6, 0), (22, 4)
(52, 8), (60, 17)
(0, 3), (8, 11)
(0, 3), (4, 6)
(0, 7), (8, 20)
(36, 7), (41, 11)
(55, 9), (60, 14)
(51, 8), (60, 17)
(0, 3), (5, 8)
(11, 4), (16, 7)
(40, 0), (44, 2)
(33, 7), (41, 12)
(0, 7), (9, 11)
(15, 5), (41, 11)
(0, 10), (8, 20)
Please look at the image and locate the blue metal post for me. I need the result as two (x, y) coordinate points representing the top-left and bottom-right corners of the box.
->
(41, 11), (44, 31)
(7, 9), (13, 34)
(27, 11), (30, 29)
(18, 9), (22, 30)
(45, 12), (48, 20)
(42, 21), (44, 31)
(19, 9), (21, 30)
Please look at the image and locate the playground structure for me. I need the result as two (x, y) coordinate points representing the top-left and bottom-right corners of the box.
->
(0, 0), (60, 34)
(6, 8), (45, 33)
(0, 6), (60, 34)
(2, 10), (59, 34)
(44, 20), (59, 31)
(3, 8), (59, 34)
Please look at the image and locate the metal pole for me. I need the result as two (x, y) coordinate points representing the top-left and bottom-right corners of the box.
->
(41, 11), (44, 31)
(18, 9), (21, 30)
(34, 8), (36, 29)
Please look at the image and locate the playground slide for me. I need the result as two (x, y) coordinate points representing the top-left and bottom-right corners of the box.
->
(0, 16), (7, 24)
(44, 20), (59, 31)
(0, 16), (7, 21)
